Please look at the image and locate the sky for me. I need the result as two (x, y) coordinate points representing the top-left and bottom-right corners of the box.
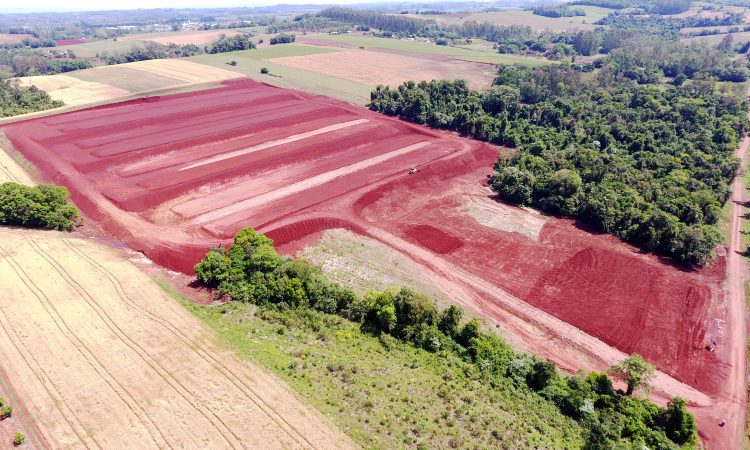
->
(0, 0), (376, 12)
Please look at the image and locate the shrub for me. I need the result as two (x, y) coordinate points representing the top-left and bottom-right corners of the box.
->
(260, 67), (269, 74)
(13, 432), (24, 446)
(0, 404), (12, 419)
(0, 183), (80, 230)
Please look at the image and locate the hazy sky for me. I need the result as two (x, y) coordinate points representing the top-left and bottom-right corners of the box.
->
(0, 0), (368, 12)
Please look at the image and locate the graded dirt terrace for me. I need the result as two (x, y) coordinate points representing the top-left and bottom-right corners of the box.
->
(2, 78), (732, 446)
(0, 227), (354, 450)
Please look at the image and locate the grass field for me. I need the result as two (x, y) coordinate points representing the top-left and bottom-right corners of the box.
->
(177, 291), (584, 449)
(306, 34), (551, 66)
(189, 50), (373, 104)
(404, 7), (613, 31)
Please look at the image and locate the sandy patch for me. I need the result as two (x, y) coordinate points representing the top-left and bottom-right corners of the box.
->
(297, 228), (455, 306)
(0, 227), (354, 449)
(270, 48), (496, 89)
(463, 192), (547, 241)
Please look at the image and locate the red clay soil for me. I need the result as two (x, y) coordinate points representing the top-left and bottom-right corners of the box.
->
(2, 78), (736, 446)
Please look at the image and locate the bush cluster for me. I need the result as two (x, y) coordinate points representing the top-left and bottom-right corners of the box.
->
(196, 227), (697, 448)
(269, 33), (296, 45)
(0, 182), (80, 231)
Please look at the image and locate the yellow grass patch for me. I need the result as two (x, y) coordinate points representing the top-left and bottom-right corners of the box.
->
(0, 227), (354, 449)
(270, 48), (496, 89)
(121, 29), (242, 46)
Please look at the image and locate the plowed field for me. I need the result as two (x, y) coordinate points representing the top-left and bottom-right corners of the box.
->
(2, 78), (732, 445)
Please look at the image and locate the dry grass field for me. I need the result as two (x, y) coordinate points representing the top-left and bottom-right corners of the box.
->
(14, 59), (241, 108)
(120, 29), (243, 46)
(403, 7), (613, 31)
(271, 48), (497, 89)
(0, 226), (354, 449)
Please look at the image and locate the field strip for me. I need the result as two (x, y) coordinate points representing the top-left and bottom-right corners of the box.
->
(0, 147), (34, 185)
(179, 119), (369, 171)
(60, 238), (319, 449)
(191, 140), (430, 225)
(365, 227), (714, 406)
(1, 237), (173, 448)
(119, 112), (356, 177)
(175, 118), (367, 172)
(0, 245), (104, 449)
(18, 234), (244, 450)
(0, 228), (355, 449)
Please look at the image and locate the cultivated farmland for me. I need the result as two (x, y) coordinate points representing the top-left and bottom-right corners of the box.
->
(0, 226), (354, 449)
(12, 59), (240, 110)
(120, 29), (244, 45)
(1, 79), (731, 447)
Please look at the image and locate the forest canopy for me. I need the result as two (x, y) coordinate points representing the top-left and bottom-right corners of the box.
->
(369, 63), (748, 266)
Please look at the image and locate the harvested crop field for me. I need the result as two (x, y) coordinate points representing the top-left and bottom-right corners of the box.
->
(0, 227), (354, 449)
(271, 48), (497, 89)
(0, 33), (33, 43)
(2, 78), (730, 445)
(121, 29), (243, 46)
(13, 59), (241, 109)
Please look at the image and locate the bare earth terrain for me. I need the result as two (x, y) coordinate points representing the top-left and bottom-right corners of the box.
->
(0, 225), (353, 449)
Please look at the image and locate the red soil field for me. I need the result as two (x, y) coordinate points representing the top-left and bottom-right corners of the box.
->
(55, 39), (90, 46)
(2, 78), (732, 445)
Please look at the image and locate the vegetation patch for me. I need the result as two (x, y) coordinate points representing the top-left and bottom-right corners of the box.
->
(369, 61), (748, 266)
(190, 227), (698, 449)
(0, 182), (79, 230)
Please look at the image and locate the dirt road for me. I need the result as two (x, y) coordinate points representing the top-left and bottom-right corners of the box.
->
(698, 130), (749, 448)
(0, 228), (354, 450)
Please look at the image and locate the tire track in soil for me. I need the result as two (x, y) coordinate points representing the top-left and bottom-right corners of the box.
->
(21, 234), (244, 450)
(61, 237), (318, 450)
(0, 245), (102, 450)
(0, 159), (18, 182)
(0, 361), (50, 450)
(3, 238), (171, 449)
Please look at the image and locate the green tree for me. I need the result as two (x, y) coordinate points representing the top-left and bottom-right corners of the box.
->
(365, 290), (397, 333)
(437, 305), (462, 338)
(492, 166), (535, 205)
(660, 397), (696, 445)
(608, 354), (655, 396)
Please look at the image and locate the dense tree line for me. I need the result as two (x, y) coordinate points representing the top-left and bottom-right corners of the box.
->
(532, 5), (586, 18)
(0, 80), (62, 116)
(207, 33), (255, 53)
(600, 38), (747, 82)
(0, 182), (79, 230)
(318, 7), (533, 44)
(105, 42), (200, 64)
(596, 11), (744, 39)
(573, 0), (693, 14)
(269, 33), (296, 45)
(319, 7), (431, 34)
(266, 16), (344, 33)
(7, 53), (92, 76)
(195, 227), (697, 448)
(106, 35), (254, 64)
(370, 62), (747, 265)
